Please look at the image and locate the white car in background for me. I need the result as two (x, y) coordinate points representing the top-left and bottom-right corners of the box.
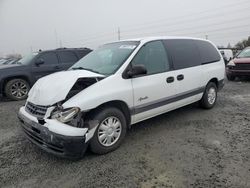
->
(18, 36), (225, 158)
(219, 49), (234, 64)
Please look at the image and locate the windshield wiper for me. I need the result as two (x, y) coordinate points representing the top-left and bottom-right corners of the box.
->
(71, 67), (101, 74)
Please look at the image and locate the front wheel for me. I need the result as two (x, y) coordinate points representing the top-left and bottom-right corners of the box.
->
(200, 82), (218, 109)
(89, 107), (127, 154)
(4, 79), (30, 101)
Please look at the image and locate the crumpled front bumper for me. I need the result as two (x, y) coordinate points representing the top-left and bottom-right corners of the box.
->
(18, 107), (89, 159)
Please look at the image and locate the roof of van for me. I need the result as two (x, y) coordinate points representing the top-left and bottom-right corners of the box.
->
(120, 36), (209, 43)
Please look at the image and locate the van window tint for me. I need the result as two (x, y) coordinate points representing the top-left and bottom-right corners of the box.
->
(196, 40), (221, 64)
(163, 39), (200, 70)
(38, 52), (58, 64)
(58, 51), (78, 63)
(131, 41), (170, 74)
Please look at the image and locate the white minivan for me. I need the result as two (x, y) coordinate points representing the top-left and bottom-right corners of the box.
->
(18, 37), (225, 158)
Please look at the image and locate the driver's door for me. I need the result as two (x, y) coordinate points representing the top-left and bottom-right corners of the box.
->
(130, 41), (178, 123)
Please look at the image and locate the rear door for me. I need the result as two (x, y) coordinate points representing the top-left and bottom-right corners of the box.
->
(163, 39), (203, 106)
(130, 40), (179, 123)
(57, 51), (79, 70)
(31, 52), (60, 81)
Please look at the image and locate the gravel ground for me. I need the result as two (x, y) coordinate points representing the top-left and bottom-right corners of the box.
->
(0, 80), (250, 188)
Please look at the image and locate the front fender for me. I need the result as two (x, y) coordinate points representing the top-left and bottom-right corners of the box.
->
(63, 75), (133, 111)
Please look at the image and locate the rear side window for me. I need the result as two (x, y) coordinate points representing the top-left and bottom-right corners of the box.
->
(38, 52), (58, 64)
(58, 51), (78, 63)
(131, 40), (170, 75)
(196, 40), (221, 64)
(163, 39), (201, 70)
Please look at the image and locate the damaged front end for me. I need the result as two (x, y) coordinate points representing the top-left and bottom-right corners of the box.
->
(18, 70), (104, 158)
(18, 105), (99, 158)
(65, 77), (104, 100)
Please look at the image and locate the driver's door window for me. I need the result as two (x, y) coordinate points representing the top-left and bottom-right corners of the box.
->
(32, 52), (60, 81)
(131, 41), (170, 75)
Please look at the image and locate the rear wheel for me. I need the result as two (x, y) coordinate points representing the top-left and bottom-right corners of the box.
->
(200, 82), (218, 109)
(89, 107), (127, 154)
(4, 79), (30, 100)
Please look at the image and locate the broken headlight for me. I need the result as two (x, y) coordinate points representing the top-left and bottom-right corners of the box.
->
(51, 107), (80, 123)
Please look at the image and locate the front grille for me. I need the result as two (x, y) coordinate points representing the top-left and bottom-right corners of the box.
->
(234, 63), (250, 70)
(25, 102), (49, 118)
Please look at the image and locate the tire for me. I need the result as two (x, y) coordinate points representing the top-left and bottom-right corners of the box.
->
(89, 107), (127, 154)
(4, 79), (30, 101)
(200, 82), (218, 109)
(227, 74), (235, 81)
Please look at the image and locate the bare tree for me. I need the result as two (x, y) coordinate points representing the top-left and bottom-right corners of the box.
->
(227, 43), (232, 48)
(6, 53), (22, 59)
(235, 36), (250, 50)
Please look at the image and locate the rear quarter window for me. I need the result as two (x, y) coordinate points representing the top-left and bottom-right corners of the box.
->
(163, 39), (201, 70)
(195, 40), (221, 64)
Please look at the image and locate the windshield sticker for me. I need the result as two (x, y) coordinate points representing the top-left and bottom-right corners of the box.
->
(119, 45), (136, 50)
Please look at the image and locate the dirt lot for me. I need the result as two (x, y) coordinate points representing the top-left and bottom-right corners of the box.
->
(0, 80), (250, 188)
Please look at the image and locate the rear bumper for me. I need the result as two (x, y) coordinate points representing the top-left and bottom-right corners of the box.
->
(18, 109), (88, 159)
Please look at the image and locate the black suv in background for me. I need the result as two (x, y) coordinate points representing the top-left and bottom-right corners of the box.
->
(0, 47), (92, 100)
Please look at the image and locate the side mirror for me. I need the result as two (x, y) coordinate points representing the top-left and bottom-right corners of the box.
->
(35, 58), (44, 66)
(127, 64), (147, 78)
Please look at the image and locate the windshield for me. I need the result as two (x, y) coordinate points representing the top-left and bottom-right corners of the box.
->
(70, 41), (139, 75)
(237, 48), (250, 58)
(18, 52), (38, 65)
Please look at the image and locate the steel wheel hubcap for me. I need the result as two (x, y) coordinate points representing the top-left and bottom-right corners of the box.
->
(98, 116), (122, 147)
(10, 81), (28, 98)
(208, 87), (216, 105)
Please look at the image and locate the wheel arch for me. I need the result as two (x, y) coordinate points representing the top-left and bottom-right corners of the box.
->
(208, 77), (219, 88)
(2, 75), (31, 95)
(85, 100), (132, 129)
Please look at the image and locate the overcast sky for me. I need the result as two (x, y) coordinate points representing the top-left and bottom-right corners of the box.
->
(0, 0), (250, 56)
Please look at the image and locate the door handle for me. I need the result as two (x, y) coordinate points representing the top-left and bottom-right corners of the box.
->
(177, 74), (184, 81)
(166, 76), (174, 83)
(54, 65), (60, 69)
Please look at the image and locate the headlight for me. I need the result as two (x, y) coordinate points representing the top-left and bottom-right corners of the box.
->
(227, 60), (235, 66)
(51, 107), (80, 123)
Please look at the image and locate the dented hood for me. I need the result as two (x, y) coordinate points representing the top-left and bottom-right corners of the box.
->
(28, 70), (104, 106)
